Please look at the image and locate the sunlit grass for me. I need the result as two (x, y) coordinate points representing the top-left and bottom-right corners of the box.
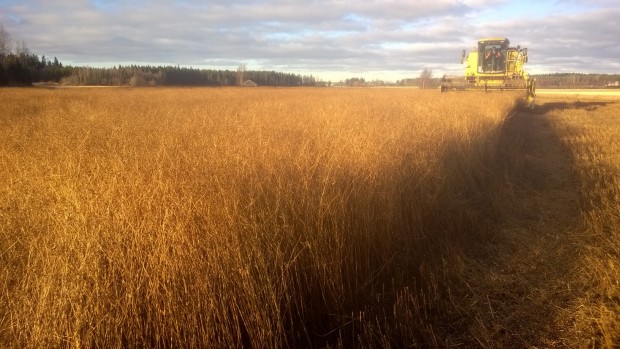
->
(543, 96), (620, 347)
(0, 86), (546, 347)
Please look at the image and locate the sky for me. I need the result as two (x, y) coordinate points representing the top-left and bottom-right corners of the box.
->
(1, 0), (619, 82)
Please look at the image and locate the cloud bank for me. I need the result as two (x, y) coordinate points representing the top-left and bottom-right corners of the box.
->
(1, 0), (619, 80)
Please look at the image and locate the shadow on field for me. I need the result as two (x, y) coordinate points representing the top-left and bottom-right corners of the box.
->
(439, 102), (587, 347)
(533, 99), (615, 113)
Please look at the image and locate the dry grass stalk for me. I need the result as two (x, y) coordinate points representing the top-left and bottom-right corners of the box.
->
(8, 87), (619, 348)
(543, 97), (620, 348)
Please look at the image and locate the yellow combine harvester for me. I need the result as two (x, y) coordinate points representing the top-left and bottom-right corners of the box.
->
(441, 37), (536, 108)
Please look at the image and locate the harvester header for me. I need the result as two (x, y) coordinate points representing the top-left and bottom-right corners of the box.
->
(441, 37), (536, 108)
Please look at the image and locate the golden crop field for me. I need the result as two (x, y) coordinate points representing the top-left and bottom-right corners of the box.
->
(0, 87), (618, 348)
(539, 95), (620, 347)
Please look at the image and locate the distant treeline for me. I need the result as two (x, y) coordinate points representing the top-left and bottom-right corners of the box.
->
(533, 73), (620, 88)
(60, 65), (322, 87)
(0, 55), (322, 87)
(0, 50), (320, 87)
(0, 24), (70, 85)
(0, 49), (71, 85)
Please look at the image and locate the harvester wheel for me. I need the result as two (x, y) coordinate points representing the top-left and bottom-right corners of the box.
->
(525, 79), (536, 109)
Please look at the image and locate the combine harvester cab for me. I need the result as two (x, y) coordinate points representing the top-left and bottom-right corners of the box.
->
(441, 37), (536, 108)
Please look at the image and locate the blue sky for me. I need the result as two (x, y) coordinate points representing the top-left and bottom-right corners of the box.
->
(1, 0), (619, 81)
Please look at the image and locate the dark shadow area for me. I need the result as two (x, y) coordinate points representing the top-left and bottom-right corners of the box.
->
(434, 102), (588, 347)
(533, 100), (616, 114)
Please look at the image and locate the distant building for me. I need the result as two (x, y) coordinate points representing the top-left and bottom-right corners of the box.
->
(242, 80), (257, 87)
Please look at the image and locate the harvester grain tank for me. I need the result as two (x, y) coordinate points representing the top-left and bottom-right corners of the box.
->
(441, 37), (536, 108)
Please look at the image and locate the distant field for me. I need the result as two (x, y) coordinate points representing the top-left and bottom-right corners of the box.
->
(537, 88), (620, 98)
(0, 87), (618, 348)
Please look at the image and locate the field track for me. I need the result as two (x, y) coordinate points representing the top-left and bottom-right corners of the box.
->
(450, 99), (583, 346)
(449, 94), (620, 347)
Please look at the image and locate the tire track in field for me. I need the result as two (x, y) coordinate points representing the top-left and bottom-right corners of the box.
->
(448, 102), (590, 348)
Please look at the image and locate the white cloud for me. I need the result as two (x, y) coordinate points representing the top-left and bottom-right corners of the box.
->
(0, 0), (618, 80)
